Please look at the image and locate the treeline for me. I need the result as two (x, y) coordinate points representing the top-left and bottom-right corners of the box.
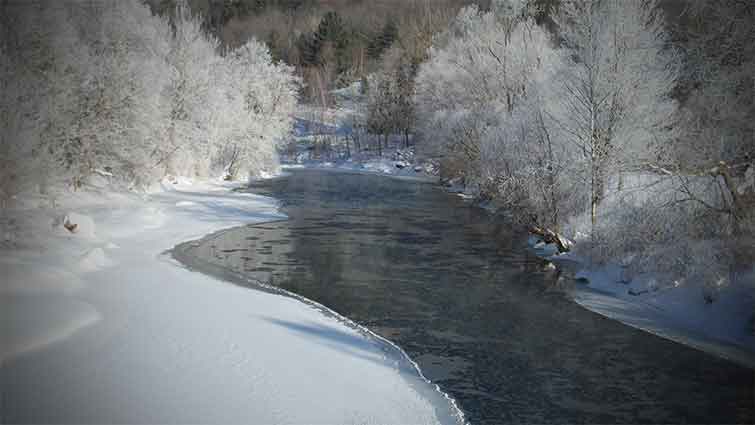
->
(0, 0), (298, 204)
(408, 0), (753, 297)
(149, 0), (489, 104)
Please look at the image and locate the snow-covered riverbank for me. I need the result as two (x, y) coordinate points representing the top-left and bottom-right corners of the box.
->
(288, 97), (755, 370)
(290, 131), (755, 370)
(1, 178), (461, 424)
(529, 238), (755, 369)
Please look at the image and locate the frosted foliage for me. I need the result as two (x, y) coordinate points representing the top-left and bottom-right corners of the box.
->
(553, 0), (679, 171)
(164, 3), (298, 180)
(411, 0), (753, 286)
(492, 0), (528, 19)
(211, 40), (298, 178)
(415, 6), (581, 226)
(415, 9), (548, 166)
(677, 0), (754, 167)
(0, 0), (298, 195)
(1, 2), (83, 198)
(67, 1), (172, 186)
(165, 1), (222, 178)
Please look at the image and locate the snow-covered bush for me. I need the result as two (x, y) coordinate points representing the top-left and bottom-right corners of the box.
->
(217, 39), (299, 178)
(1, 1), (79, 199)
(0, 0), (298, 196)
(414, 4), (580, 228)
(163, 0), (222, 179)
(65, 1), (172, 188)
(552, 0), (680, 231)
(0, 29), (26, 207)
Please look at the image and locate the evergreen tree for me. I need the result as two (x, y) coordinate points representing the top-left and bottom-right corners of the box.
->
(314, 11), (346, 47)
(296, 32), (319, 66)
(367, 20), (398, 59)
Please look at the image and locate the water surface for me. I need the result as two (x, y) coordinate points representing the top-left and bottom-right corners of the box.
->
(180, 169), (754, 424)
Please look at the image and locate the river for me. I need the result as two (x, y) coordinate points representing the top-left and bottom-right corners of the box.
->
(175, 169), (754, 424)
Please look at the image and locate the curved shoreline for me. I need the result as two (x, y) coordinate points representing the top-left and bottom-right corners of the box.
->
(572, 284), (755, 370)
(4, 179), (465, 423)
(283, 165), (755, 370)
(171, 224), (468, 425)
(533, 246), (755, 371)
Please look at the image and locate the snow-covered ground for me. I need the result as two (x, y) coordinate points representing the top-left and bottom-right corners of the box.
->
(529, 237), (755, 369)
(1, 178), (463, 424)
(281, 83), (438, 181)
(283, 156), (438, 182)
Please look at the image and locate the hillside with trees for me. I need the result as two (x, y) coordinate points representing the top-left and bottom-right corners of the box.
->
(146, 0), (488, 104)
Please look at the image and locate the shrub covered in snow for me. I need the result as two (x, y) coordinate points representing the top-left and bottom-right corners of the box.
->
(414, 0), (754, 305)
(0, 0), (298, 196)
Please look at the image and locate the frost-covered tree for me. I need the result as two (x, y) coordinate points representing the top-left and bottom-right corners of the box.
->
(415, 6), (509, 182)
(164, 0), (222, 178)
(675, 0), (754, 169)
(669, 0), (755, 237)
(0, 1), (84, 195)
(414, 5), (559, 201)
(365, 73), (396, 156)
(62, 0), (173, 188)
(164, 1), (298, 180)
(0, 0), (298, 197)
(0, 3), (27, 207)
(552, 0), (679, 229)
(218, 39), (299, 178)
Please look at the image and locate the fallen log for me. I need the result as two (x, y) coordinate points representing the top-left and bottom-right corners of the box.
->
(529, 226), (572, 253)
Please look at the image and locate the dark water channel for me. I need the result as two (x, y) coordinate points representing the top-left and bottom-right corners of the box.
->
(181, 169), (753, 424)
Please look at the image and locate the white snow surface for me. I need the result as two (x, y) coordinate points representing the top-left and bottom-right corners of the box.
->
(528, 237), (755, 369)
(284, 159), (439, 183)
(1, 178), (461, 424)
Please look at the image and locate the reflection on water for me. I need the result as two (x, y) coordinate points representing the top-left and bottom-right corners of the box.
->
(185, 169), (754, 424)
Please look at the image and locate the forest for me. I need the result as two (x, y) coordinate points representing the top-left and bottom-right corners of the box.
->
(1, 0), (753, 304)
(406, 0), (754, 300)
(2, 1), (755, 423)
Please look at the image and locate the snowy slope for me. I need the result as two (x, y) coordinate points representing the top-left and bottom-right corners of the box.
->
(1, 179), (462, 424)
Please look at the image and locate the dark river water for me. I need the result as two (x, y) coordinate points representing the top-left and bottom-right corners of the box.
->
(178, 169), (754, 424)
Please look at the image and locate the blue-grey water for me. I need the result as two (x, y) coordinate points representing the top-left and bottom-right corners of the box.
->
(180, 169), (754, 424)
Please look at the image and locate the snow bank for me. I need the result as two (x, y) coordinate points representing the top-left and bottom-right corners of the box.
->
(528, 237), (755, 369)
(286, 157), (438, 183)
(1, 178), (462, 424)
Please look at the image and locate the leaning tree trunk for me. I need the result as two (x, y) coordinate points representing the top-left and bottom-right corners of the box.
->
(529, 225), (572, 253)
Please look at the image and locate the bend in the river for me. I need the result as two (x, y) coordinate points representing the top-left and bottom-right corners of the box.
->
(175, 169), (754, 425)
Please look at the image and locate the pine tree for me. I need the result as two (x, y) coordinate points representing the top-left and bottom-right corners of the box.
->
(367, 20), (398, 60)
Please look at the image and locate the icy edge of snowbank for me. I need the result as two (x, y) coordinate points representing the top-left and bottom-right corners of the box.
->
(172, 229), (468, 425)
(528, 237), (755, 370)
